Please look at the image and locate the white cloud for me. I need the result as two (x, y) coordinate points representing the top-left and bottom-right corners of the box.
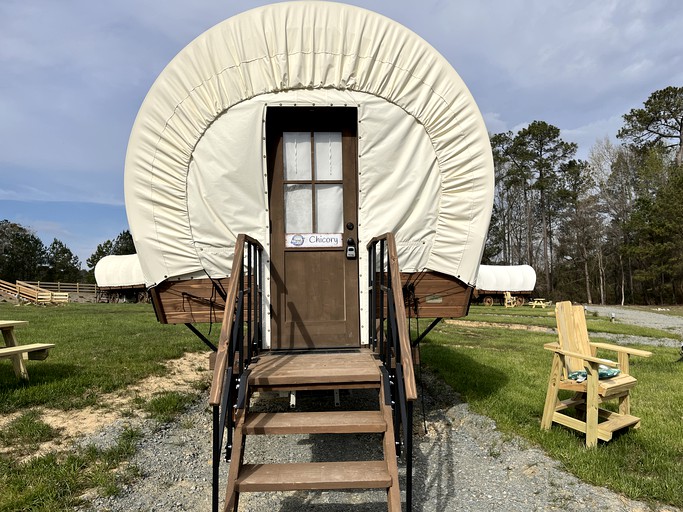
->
(481, 112), (508, 135)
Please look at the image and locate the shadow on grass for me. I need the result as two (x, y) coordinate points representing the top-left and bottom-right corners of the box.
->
(0, 363), (86, 411)
(420, 342), (509, 402)
(0, 362), (81, 386)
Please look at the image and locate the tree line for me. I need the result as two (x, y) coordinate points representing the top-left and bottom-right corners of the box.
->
(485, 86), (683, 305)
(0, 223), (135, 284)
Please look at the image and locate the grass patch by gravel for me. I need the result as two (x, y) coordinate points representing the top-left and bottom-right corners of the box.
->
(141, 391), (196, 423)
(0, 411), (60, 457)
(419, 317), (683, 508)
(465, 305), (682, 340)
(0, 302), (216, 510)
(0, 426), (142, 511)
(631, 305), (683, 318)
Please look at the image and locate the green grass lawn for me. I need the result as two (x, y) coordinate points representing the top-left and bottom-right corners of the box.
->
(0, 302), (211, 413)
(0, 301), (215, 511)
(419, 311), (683, 508)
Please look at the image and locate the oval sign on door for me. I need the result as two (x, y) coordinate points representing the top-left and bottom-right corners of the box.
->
(285, 233), (343, 248)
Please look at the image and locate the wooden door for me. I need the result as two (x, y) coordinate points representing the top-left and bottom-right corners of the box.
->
(267, 107), (359, 349)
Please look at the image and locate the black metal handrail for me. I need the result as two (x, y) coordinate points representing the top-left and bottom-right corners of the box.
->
(208, 235), (263, 512)
(367, 232), (416, 512)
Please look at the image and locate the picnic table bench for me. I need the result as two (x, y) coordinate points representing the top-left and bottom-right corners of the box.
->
(529, 298), (552, 308)
(0, 320), (54, 381)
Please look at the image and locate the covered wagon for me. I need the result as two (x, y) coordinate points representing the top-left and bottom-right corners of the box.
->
(124, 2), (493, 510)
(94, 254), (148, 303)
(473, 264), (537, 306)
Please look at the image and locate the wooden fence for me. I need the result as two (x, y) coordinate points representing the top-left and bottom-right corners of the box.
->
(0, 279), (17, 298)
(25, 281), (98, 295)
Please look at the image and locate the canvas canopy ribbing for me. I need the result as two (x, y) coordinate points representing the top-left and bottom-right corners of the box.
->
(475, 265), (536, 293)
(94, 254), (146, 289)
(125, 1), (494, 287)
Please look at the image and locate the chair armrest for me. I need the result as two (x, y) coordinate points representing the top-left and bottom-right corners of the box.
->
(589, 342), (652, 358)
(543, 343), (618, 367)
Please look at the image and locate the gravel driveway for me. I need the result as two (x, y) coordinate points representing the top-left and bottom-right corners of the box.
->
(584, 305), (683, 350)
(80, 307), (683, 512)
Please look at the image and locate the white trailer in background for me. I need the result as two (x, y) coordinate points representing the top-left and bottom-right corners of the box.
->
(473, 264), (537, 306)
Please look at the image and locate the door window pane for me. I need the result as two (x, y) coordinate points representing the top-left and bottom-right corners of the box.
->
(285, 184), (312, 233)
(316, 184), (343, 233)
(314, 132), (342, 181)
(283, 132), (311, 180)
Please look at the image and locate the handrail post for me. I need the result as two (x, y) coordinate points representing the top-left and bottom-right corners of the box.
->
(366, 232), (417, 512)
(406, 400), (413, 512)
(379, 240), (386, 364)
(248, 244), (252, 356)
(368, 243), (376, 352)
(208, 234), (264, 512)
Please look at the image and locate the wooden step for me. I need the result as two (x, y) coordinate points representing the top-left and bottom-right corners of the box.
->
(244, 411), (386, 435)
(248, 351), (381, 389)
(598, 412), (642, 434)
(553, 411), (642, 442)
(236, 461), (391, 491)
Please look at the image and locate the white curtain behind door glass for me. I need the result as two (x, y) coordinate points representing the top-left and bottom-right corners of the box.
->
(316, 184), (343, 233)
(285, 184), (312, 233)
(283, 132), (312, 180)
(314, 132), (342, 181)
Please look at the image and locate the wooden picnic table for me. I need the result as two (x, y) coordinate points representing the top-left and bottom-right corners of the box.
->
(529, 298), (552, 309)
(0, 320), (54, 381)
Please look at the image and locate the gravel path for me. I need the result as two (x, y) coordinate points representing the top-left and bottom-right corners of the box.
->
(584, 305), (683, 351)
(78, 305), (683, 511)
(80, 368), (679, 512)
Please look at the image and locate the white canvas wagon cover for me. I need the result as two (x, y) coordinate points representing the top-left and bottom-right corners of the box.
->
(125, 1), (494, 287)
(475, 265), (536, 293)
(94, 254), (146, 289)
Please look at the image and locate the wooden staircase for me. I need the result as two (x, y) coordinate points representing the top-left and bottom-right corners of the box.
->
(207, 233), (415, 511)
(223, 350), (401, 511)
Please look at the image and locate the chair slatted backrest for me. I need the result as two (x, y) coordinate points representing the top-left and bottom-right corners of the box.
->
(555, 301), (592, 374)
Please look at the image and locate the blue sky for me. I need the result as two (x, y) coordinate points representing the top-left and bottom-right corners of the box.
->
(1, 0), (682, 266)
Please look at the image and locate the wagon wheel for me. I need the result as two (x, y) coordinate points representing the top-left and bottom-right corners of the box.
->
(483, 296), (494, 306)
(516, 296), (525, 307)
(110, 293), (119, 304)
(137, 291), (147, 303)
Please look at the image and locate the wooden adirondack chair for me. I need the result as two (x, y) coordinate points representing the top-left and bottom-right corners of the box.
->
(504, 291), (516, 308)
(541, 301), (652, 447)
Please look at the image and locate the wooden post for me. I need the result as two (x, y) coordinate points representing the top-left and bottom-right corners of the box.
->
(585, 363), (599, 448)
(617, 352), (631, 415)
(541, 353), (563, 430)
(224, 408), (246, 512)
(1, 326), (29, 381)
